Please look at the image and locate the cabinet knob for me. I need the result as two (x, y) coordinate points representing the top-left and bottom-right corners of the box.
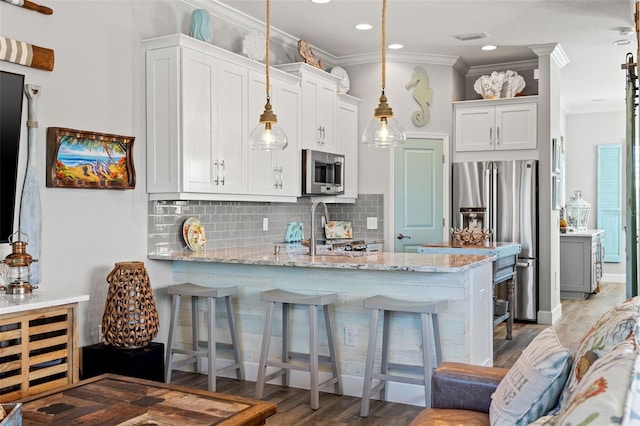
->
(220, 160), (225, 185)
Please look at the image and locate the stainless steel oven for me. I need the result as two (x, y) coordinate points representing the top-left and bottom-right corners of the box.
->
(302, 149), (344, 195)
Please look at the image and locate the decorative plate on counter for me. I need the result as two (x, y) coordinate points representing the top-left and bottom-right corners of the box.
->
(324, 220), (353, 239)
(183, 217), (206, 251)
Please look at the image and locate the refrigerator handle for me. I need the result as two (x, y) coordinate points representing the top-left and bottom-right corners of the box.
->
(491, 164), (498, 238)
(483, 165), (491, 220)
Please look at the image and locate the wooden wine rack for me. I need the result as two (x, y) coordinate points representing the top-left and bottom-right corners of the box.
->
(0, 304), (79, 401)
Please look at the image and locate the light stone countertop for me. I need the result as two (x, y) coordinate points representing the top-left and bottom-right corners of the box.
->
(148, 244), (494, 273)
(0, 290), (90, 315)
(418, 241), (521, 257)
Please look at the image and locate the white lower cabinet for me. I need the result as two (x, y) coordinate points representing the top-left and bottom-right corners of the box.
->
(560, 229), (605, 299)
(247, 71), (301, 198)
(144, 34), (300, 201)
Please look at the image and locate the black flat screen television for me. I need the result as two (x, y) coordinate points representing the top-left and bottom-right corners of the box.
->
(0, 71), (25, 243)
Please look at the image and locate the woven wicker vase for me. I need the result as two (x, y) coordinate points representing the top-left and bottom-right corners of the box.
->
(102, 261), (159, 348)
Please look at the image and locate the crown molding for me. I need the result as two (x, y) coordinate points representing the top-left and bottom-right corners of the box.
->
(335, 51), (460, 67)
(529, 43), (570, 68)
(466, 59), (539, 77)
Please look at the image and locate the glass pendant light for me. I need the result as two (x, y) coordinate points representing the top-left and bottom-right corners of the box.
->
(249, 0), (288, 151)
(362, 0), (406, 148)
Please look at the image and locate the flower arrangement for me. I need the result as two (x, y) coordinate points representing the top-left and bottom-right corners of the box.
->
(450, 227), (492, 245)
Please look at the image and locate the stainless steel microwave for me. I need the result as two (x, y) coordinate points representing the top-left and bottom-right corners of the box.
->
(302, 150), (344, 195)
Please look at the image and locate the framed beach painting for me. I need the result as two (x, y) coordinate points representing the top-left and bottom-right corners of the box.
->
(46, 127), (135, 189)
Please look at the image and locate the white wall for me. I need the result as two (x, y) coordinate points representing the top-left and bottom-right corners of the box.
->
(565, 110), (626, 279)
(0, 0), (204, 347)
(347, 60), (455, 243)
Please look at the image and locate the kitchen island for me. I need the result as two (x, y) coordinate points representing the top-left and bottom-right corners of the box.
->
(417, 241), (521, 340)
(149, 246), (494, 406)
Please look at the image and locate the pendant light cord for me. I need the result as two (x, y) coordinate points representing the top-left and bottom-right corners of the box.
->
(266, 0), (271, 100)
(381, 0), (386, 93)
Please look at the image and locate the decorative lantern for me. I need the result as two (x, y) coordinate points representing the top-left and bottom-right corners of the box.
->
(565, 190), (591, 232)
(1, 231), (38, 294)
(102, 261), (159, 348)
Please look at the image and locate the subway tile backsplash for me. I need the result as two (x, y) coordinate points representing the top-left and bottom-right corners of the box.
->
(148, 195), (384, 254)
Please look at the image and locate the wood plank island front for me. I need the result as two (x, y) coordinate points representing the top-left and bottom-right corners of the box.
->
(149, 246), (495, 406)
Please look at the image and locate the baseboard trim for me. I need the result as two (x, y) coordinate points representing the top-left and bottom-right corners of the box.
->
(601, 273), (625, 283)
(537, 302), (563, 325)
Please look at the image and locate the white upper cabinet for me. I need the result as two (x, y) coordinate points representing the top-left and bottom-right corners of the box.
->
(454, 97), (537, 152)
(277, 63), (340, 152)
(247, 70), (301, 197)
(336, 94), (360, 200)
(144, 34), (300, 201)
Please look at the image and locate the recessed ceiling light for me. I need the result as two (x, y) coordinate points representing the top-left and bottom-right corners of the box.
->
(355, 23), (372, 31)
(591, 98), (607, 102)
(481, 45), (497, 51)
(388, 43), (403, 50)
(311, 0), (330, 3)
(613, 39), (632, 46)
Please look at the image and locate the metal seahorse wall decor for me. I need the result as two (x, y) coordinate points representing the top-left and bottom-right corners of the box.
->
(405, 66), (433, 127)
(20, 85), (42, 284)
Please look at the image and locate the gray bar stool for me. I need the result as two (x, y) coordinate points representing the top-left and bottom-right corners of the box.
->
(165, 283), (244, 392)
(255, 289), (343, 410)
(360, 295), (448, 417)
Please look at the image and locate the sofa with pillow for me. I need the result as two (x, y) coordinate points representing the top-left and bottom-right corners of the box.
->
(410, 296), (640, 426)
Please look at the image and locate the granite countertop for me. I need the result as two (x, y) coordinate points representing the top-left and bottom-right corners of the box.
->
(148, 244), (494, 273)
(417, 241), (521, 257)
(0, 290), (90, 315)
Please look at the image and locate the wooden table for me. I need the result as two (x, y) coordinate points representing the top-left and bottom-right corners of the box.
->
(18, 374), (276, 425)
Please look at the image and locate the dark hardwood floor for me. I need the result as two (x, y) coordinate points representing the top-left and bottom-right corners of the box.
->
(170, 282), (627, 425)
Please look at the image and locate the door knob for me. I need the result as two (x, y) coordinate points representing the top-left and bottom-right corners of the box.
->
(396, 233), (411, 240)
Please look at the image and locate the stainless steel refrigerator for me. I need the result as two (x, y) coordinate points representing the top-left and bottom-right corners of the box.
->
(452, 160), (538, 321)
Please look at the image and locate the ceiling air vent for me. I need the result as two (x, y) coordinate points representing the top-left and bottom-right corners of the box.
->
(454, 32), (489, 42)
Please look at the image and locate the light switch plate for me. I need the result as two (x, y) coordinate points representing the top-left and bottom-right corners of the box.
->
(367, 217), (377, 230)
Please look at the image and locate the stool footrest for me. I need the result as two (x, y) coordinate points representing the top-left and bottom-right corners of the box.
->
(386, 362), (429, 375)
(216, 362), (243, 375)
(288, 351), (335, 365)
(372, 372), (425, 386)
(196, 340), (235, 351)
(263, 368), (287, 383)
(266, 360), (311, 373)
(171, 348), (207, 359)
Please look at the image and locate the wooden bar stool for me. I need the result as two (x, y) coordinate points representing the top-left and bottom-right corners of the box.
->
(255, 289), (343, 410)
(360, 296), (448, 417)
(165, 283), (244, 392)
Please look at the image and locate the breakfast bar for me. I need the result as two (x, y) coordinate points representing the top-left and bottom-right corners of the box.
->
(150, 246), (495, 406)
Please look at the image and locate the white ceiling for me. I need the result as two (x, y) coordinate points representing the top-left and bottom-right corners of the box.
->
(219, 0), (636, 112)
